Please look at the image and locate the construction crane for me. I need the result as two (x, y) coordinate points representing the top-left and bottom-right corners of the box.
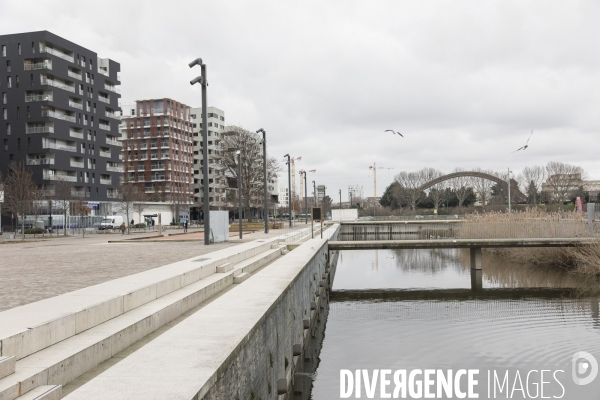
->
(368, 163), (394, 208)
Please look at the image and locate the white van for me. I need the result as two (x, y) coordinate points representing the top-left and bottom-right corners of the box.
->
(99, 216), (124, 230)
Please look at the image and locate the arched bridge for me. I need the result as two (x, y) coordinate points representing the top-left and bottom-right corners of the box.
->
(418, 171), (506, 191)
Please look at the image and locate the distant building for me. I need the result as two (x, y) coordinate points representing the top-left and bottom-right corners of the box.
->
(119, 99), (194, 208)
(190, 106), (225, 220)
(348, 184), (364, 205)
(278, 186), (289, 211)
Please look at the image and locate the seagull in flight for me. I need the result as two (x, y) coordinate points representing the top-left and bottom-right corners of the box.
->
(512, 130), (533, 153)
(385, 129), (404, 137)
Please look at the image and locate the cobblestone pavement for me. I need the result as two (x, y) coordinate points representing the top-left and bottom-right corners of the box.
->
(0, 225), (308, 312)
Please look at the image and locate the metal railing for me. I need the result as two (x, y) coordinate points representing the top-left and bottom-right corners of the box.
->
(99, 123), (110, 131)
(39, 46), (74, 62)
(27, 158), (54, 166)
(41, 78), (75, 93)
(24, 62), (51, 71)
(98, 68), (109, 77)
(43, 142), (76, 152)
(106, 166), (124, 172)
(100, 178), (112, 185)
(104, 84), (120, 94)
(25, 95), (52, 102)
(99, 151), (111, 158)
(69, 131), (83, 139)
(42, 110), (76, 122)
(26, 126), (54, 134)
(43, 174), (77, 182)
(98, 96), (110, 104)
(70, 161), (84, 168)
(68, 101), (83, 110)
(67, 70), (82, 80)
(106, 138), (122, 146)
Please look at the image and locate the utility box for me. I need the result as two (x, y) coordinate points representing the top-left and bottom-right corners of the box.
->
(210, 211), (229, 243)
(331, 209), (358, 222)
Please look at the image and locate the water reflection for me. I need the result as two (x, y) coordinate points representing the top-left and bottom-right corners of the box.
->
(297, 249), (600, 399)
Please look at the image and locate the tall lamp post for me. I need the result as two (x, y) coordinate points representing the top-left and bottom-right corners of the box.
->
(189, 58), (210, 245)
(339, 189), (342, 210)
(300, 170), (307, 224)
(350, 192), (353, 209)
(284, 154), (292, 228)
(256, 128), (268, 233)
(507, 167), (512, 213)
(312, 180), (316, 207)
(237, 150), (242, 238)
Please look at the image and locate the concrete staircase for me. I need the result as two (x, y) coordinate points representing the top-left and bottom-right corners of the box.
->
(0, 238), (286, 400)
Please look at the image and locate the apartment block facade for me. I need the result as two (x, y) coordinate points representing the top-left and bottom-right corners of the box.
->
(0, 31), (123, 206)
(119, 99), (194, 204)
(190, 106), (226, 220)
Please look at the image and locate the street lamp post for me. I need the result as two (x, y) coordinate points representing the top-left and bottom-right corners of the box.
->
(312, 180), (316, 207)
(189, 58), (210, 245)
(350, 192), (353, 209)
(237, 150), (242, 239)
(284, 154), (292, 228)
(339, 189), (342, 210)
(256, 128), (268, 234)
(301, 170), (307, 224)
(507, 167), (512, 213)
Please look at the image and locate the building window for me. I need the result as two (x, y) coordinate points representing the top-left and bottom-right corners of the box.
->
(27, 137), (30, 149)
(30, 74), (33, 86)
(1, 45), (6, 57)
(7, 76), (11, 88)
(31, 42), (35, 54)
(3, 139), (7, 151)
(6, 122), (11, 135)
(16, 107), (19, 119)
(2, 92), (5, 104)
(2, 108), (6, 120)
(6, 60), (10, 72)
(18, 43), (21, 55)
(9, 154), (13, 161)
(27, 106), (30, 118)
(17, 138), (20, 151)
(15, 75), (18, 88)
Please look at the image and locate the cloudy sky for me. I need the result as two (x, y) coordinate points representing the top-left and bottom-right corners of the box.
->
(3, 0), (599, 200)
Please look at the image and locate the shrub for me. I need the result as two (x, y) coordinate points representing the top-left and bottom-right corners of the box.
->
(24, 228), (45, 234)
(133, 223), (147, 228)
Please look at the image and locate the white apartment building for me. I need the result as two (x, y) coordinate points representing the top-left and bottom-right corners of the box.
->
(278, 185), (289, 211)
(190, 106), (226, 220)
(348, 184), (364, 203)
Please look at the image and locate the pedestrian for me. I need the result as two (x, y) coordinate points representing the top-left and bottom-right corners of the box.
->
(152, 219), (155, 228)
(119, 222), (126, 236)
(184, 219), (188, 233)
(130, 219), (134, 226)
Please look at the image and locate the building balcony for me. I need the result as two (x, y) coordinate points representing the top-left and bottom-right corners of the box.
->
(26, 126), (54, 134)
(106, 165), (124, 172)
(106, 138), (122, 147)
(69, 130), (83, 139)
(68, 100), (83, 110)
(24, 61), (52, 71)
(99, 150), (111, 158)
(39, 45), (74, 63)
(41, 78), (75, 93)
(105, 111), (119, 120)
(42, 110), (76, 122)
(25, 94), (53, 102)
(99, 123), (110, 131)
(43, 142), (76, 152)
(27, 158), (54, 166)
(43, 174), (77, 182)
(67, 70), (82, 80)
(98, 68), (109, 77)
(70, 161), (84, 168)
(100, 178), (112, 185)
(98, 95), (110, 104)
(104, 84), (120, 94)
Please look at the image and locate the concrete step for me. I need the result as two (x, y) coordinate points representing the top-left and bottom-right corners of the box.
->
(0, 356), (15, 379)
(233, 273), (249, 284)
(17, 385), (61, 400)
(0, 238), (280, 362)
(0, 241), (286, 400)
(215, 263), (232, 273)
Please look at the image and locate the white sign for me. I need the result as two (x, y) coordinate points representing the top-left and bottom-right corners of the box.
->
(0, 190), (4, 203)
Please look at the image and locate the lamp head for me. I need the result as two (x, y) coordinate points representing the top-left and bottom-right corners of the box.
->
(256, 128), (265, 134)
(284, 153), (289, 158)
(188, 58), (203, 68)
(190, 76), (203, 86)
(236, 150), (241, 155)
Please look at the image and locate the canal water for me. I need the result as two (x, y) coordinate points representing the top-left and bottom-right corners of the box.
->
(295, 249), (600, 399)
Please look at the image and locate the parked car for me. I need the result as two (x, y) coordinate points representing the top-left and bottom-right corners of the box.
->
(98, 216), (124, 230)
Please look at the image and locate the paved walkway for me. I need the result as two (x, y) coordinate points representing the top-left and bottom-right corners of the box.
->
(0, 225), (307, 312)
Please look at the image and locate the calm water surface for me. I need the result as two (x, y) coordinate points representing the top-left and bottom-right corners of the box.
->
(297, 249), (600, 399)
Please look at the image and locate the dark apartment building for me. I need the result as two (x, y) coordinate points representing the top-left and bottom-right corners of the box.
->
(0, 31), (123, 212)
(119, 99), (194, 204)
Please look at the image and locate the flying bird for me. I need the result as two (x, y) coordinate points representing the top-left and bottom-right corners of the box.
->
(512, 130), (533, 153)
(385, 129), (404, 137)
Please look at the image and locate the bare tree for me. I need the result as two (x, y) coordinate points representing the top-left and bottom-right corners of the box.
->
(115, 183), (144, 233)
(471, 168), (496, 209)
(72, 196), (91, 238)
(394, 169), (427, 210)
(133, 191), (149, 225)
(218, 126), (282, 221)
(518, 165), (546, 204)
(449, 168), (472, 208)
(2, 162), (36, 239)
(543, 161), (585, 203)
(52, 178), (74, 236)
